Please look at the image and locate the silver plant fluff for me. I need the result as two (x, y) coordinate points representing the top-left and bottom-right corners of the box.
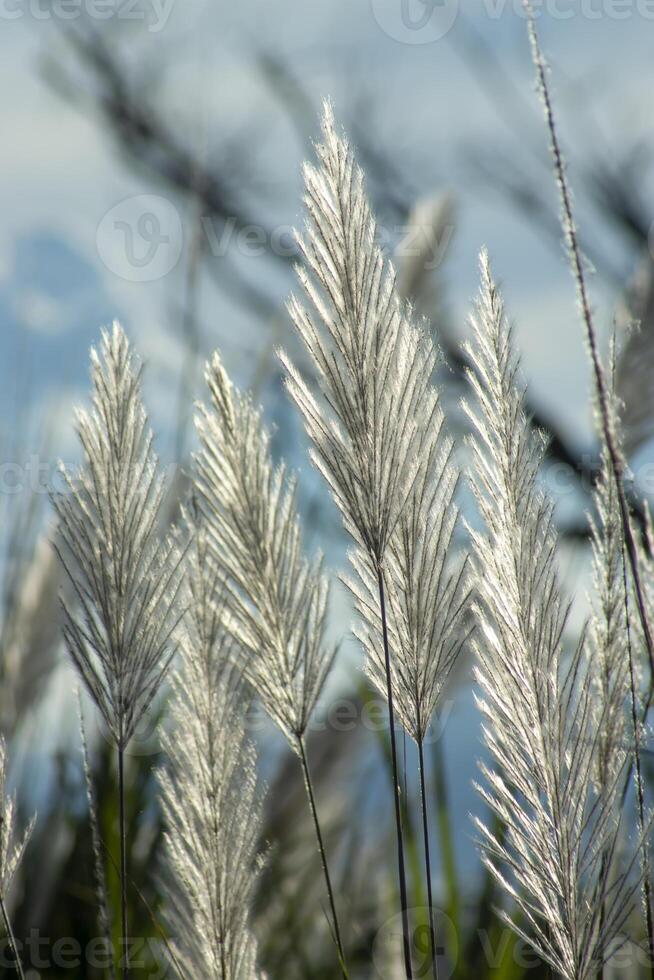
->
(0, 737), (33, 901)
(589, 442), (629, 793)
(279, 102), (468, 746)
(52, 322), (184, 977)
(193, 352), (347, 974)
(159, 526), (263, 980)
(194, 352), (335, 748)
(279, 102), (461, 977)
(0, 736), (34, 980)
(346, 409), (470, 978)
(465, 251), (642, 980)
(348, 417), (469, 745)
(52, 323), (184, 751)
(280, 102), (440, 571)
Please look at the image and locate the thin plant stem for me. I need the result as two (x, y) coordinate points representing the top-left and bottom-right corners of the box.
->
(0, 895), (25, 980)
(378, 566), (413, 979)
(78, 695), (115, 980)
(417, 735), (439, 980)
(525, 3), (654, 686)
(95, 815), (186, 980)
(118, 746), (130, 980)
(296, 734), (349, 980)
(595, 852), (606, 980)
(622, 546), (654, 977)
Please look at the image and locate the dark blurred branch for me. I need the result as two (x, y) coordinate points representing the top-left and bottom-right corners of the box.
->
(255, 50), (317, 147)
(449, 12), (650, 284)
(46, 20), (652, 542)
(56, 23), (297, 267)
(466, 147), (625, 288)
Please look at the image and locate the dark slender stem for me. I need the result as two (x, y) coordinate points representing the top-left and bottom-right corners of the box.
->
(596, 851), (606, 980)
(417, 737), (439, 980)
(118, 746), (130, 980)
(526, 4), (654, 686)
(622, 549), (654, 977)
(0, 895), (25, 980)
(297, 735), (349, 979)
(378, 567), (413, 979)
(527, 17), (654, 958)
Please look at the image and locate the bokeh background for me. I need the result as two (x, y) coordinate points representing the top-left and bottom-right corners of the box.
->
(1, 1), (654, 976)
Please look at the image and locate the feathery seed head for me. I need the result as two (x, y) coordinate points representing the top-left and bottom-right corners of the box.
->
(52, 322), (184, 750)
(194, 349), (335, 748)
(160, 520), (263, 979)
(0, 737), (34, 899)
(282, 104), (469, 743)
(281, 103), (439, 566)
(466, 251), (639, 980)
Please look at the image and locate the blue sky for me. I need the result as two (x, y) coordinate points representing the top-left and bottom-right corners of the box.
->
(2, 0), (652, 457)
(2, 0), (653, 882)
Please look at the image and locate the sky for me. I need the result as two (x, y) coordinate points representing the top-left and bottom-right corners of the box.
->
(2, 0), (652, 458)
(1, 0), (653, 881)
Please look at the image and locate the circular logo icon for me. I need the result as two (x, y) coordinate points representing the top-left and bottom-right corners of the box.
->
(97, 195), (183, 282)
(373, 907), (458, 979)
(96, 703), (167, 758)
(371, 0), (459, 44)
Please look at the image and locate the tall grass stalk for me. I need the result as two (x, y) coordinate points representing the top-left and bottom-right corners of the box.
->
(524, 2), (654, 684)
(416, 728), (437, 979)
(378, 567), (413, 978)
(282, 104), (470, 977)
(466, 251), (642, 980)
(0, 897), (24, 980)
(623, 547), (654, 976)
(77, 693), (115, 980)
(589, 444), (628, 980)
(0, 739), (33, 980)
(52, 324), (184, 979)
(118, 748), (129, 977)
(297, 734), (346, 972)
(194, 352), (347, 976)
(158, 524), (263, 979)
(525, 13), (654, 969)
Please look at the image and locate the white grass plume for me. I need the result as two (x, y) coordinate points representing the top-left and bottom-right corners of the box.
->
(1, 533), (60, 736)
(280, 102), (441, 570)
(524, 1), (654, 691)
(159, 526), (263, 980)
(0, 736), (34, 980)
(348, 420), (469, 745)
(0, 738), (33, 901)
(465, 251), (641, 980)
(194, 352), (335, 749)
(278, 103), (460, 977)
(589, 444), (629, 792)
(193, 352), (349, 975)
(279, 103), (470, 746)
(52, 323), (184, 751)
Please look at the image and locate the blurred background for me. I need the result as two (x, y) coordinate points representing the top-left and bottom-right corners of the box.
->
(2, 1), (654, 976)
